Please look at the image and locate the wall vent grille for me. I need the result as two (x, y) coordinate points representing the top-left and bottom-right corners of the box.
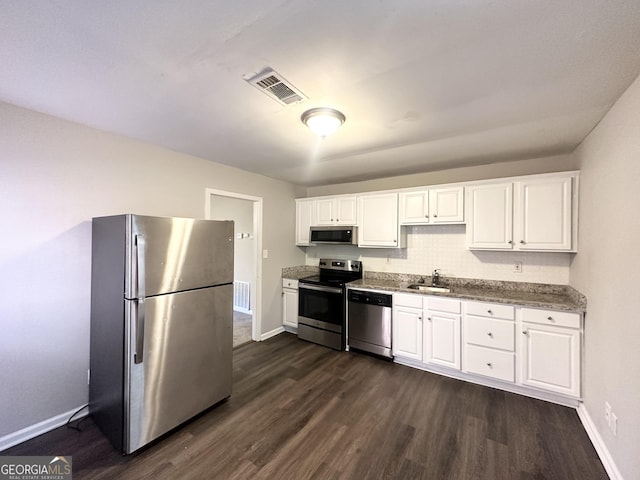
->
(244, 68), (307, 105)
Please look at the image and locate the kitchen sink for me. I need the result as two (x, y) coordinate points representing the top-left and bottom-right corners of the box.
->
(407, 284), (451, 293)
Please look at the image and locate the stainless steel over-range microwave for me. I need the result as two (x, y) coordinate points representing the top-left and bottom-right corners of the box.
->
(309, 226), (358, 245)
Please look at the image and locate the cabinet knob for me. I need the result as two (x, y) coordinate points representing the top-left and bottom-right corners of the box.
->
(487, 310), (493, 315)
(522, 330), (528, 335)
(547, 316), (554, 321)
(433, 214), (438, 217)
(427, 317), (432, 321)
(508, 240), (513, 244)
(336, 219), (339, 222)
(486, 362), (493, 368)
(487, 332), (493, 337)
(520, 240), (525, 244)
(425, 214), (429, 218)
(418, 316), (422, 321)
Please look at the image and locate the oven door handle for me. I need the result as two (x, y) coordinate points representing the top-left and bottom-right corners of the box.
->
(298, 283), (343, 294)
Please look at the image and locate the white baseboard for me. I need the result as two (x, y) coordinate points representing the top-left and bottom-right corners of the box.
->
(260, 326), (285, 341)
(577, 403), (623, 480)
(0, 405), (89, 452)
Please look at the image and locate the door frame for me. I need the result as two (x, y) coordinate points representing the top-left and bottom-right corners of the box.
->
(205, 188), (263, 342)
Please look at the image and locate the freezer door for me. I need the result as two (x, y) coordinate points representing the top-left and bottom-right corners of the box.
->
(125, 284), (232, 453)
(126, 215), (234, 298)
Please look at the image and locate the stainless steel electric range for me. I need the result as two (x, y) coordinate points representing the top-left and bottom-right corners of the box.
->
(297, 258), (362, 350)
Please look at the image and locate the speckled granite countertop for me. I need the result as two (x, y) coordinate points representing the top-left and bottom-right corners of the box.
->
(282, 267), (586, 312)
(281, 265), (318, 280)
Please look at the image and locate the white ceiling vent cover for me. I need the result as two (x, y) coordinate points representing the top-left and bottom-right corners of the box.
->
(244, 68), (307, 105)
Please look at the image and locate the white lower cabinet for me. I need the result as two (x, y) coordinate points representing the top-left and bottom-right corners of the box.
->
(424, 297), (461, 370)
(520, 308), (581, 397)
(392, 294), (423, 360)
(282, 279), (299, 330)
(463, 301), (516, 382)
(393, 294), (583, 402)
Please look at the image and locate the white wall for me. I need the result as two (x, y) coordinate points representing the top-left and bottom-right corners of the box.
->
(570, 74), (640, 479)
(210, 195), (255, 285)
(306, 154), (578, 196)
(0, 101), (304, 441)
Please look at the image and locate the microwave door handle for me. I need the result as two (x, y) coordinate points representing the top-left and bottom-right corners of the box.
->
(134, 234), (145, 364)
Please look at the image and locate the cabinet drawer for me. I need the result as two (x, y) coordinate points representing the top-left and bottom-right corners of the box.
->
(282, 278), (298, 289)
(465, 301), (514, 320)
(426, 297), (461, 314)
(394, 293), (423, 309)
(464, 316), (514, 351)
(464, 344), (515, 382)
(521, 308), (581, 329)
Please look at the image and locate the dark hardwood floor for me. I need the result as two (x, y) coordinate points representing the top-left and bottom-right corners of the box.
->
(4, 333), (607, 479)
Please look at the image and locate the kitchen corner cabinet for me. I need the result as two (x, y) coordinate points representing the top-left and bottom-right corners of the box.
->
(399, 186), (464, 225)
(466, 174), (576, 252)
(282, 279), (299, 330)
(315, 196), (357, 226)
(520, 308), (581, 397)
(392, 294), (423, 360)
(358, 192), (403, 247)
(295, 199), (316, 246)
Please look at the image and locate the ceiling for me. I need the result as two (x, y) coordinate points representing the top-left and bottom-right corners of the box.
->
(2, 1), (640, 186)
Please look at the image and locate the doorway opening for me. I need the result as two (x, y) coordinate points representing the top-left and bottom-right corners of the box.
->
(205, 188), (263, 347)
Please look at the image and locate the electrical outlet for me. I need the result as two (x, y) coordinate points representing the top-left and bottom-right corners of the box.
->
(611, 412), (618, 436)
(263, 249), (269, 259)
(605, 402), (611, 426)
(513, 262), (522, 273)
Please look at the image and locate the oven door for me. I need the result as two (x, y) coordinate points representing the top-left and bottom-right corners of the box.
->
(298, 283), (345, 333)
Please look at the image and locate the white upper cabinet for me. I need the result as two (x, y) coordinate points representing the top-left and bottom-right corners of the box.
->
(295, 199), (316, 246)
(399, 191), (428, 224)
(399, 186), (464, 225)
(467, 174), (576, 252)
(315, 196), (357, 226)
(358, 192), (402, 248)
(466, 182), (514, 250)
(514, 176), (573, 251)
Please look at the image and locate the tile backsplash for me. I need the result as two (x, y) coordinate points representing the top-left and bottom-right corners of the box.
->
(304, 225), (571, 285)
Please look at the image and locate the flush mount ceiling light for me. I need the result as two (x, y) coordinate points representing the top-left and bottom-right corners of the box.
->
(301, 108), (346, 138)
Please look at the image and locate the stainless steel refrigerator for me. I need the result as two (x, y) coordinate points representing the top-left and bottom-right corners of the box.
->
(89, 214), (234, 453)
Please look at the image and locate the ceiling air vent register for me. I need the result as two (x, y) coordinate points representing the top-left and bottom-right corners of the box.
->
(244, 68), (307, 105)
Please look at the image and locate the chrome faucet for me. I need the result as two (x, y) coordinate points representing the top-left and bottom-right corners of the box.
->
(432, 269), (441, 286)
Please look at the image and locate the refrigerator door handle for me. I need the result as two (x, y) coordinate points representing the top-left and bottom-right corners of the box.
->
(134, 234), (146, 364)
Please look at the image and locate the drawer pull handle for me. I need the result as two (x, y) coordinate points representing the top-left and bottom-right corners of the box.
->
(487, 332), (493, 337)
(486, 362), (493, 368)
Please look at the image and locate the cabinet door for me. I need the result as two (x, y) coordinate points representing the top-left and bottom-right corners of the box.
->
(316, 198), (336, 225)
(335, 196), (357, 225)
(466, 183), (513, 249)
(358, 193), (400, 247)
(521, 323), (580, 397)
(430, 187), (464, 224)
(282, 288), (298, 328)
(392, 307), (423, 360)
(399, 191), (429, 224)
(424, 312), (461, 370)
(514, 176), (572, 251)
(295, 199), (316, 245)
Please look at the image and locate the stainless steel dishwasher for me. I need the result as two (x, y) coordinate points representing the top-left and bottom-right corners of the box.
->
(347, 289), (393, 358)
